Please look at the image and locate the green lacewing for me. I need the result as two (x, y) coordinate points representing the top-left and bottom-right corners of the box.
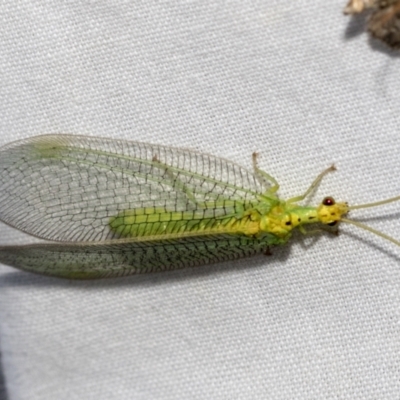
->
(0, 134), (399, 279)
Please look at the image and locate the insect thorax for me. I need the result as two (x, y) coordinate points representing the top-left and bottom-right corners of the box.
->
(258, 199), (349, 239)
(258, 203), (318, 239)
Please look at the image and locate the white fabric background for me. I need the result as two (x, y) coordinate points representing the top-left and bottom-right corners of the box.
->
(1, 1), (400, 399)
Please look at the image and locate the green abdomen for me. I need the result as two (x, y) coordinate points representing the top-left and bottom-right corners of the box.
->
(109, 208), (247, 238)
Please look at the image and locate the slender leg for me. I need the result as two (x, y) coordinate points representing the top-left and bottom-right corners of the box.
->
(263, 247), (272, 256)
(287, 165), (336, 203)
(252, 153), (279, 193)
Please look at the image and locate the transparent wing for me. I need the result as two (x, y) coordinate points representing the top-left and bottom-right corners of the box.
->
(0, 234), (270, 279)
(0, 134), (268, 242)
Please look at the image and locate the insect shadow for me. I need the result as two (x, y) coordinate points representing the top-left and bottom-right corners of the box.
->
(344, 11), (369, 39)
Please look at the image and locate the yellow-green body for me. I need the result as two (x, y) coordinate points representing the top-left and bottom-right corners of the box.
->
(109, 201), (346, 243)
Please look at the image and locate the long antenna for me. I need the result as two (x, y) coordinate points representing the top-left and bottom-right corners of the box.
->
(341, 218), (400, 247)
(348, 195), (400, 211)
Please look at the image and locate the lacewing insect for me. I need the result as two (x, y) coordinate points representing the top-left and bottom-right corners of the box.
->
(0, 134), (399, 279)
(344, 0), (400, 48)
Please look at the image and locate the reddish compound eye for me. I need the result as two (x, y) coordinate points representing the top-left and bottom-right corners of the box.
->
(323, 197), (335, 206)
